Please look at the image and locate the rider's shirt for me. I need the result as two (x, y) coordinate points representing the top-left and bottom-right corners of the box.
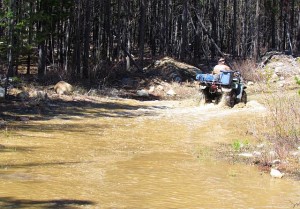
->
(212, 64), (231, 74)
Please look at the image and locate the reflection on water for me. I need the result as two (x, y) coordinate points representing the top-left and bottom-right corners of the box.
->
(0, 99), (299, 209)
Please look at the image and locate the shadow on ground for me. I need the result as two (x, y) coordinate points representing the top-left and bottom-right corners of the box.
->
(0, 197), (95, 209)
(0, 95), (166, 123)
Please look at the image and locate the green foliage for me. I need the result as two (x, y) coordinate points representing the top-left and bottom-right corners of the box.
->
(296, 76), (300, 95)
(232, 139), (249, 152)
(0, 0), (75, 65)
(11, 76), (22, 83)
(232, 140), (241, 152)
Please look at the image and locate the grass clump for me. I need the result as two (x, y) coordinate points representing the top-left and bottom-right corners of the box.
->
(232, 139), (249, 152)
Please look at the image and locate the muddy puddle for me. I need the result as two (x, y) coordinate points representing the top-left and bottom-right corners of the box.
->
(0, 98), (299, 208)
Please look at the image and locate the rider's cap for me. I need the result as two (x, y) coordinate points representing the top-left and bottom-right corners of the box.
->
(219, 58), (225, 62)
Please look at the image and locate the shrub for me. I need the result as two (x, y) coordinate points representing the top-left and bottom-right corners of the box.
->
(232, 59), (263, 82)
(258, 93), (300, 160)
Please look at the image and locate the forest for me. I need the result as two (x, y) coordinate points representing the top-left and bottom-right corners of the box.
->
(0, 0), (300, 82)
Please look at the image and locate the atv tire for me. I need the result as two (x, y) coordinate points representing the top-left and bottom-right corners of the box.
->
(214, 95), (221, 105)
(241, 90), (247, 104)
(199, 89), (210, 105)
(226, 91), (237, 107)
(199, 91), (206, 105)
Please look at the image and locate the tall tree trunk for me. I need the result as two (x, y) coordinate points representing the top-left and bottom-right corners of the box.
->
(115, 0), (122, 61)
(74, 0), (82, 78)
(124, 2), (131, 71)
(282, 1), (287, 51)
(180, 0), (188, 61)
(83, 0), (91, 79)
(284, 0), (292, 54)
(253, 0), (260, 61)
(64, 18), (70, 73)
(0, 1), (3, 37)
(102, 0), (110, 60)
(37, 0), (48, 79)
(26, 1), (33, 75)
(158, 0), (164, 54)
(7, 0), (15, 77)
(221, 0), (227, 51)
(5, 0), (15, 99)
(271, 0), (276, 49)
(191, 0), (201, 62)
(210, 0), (217, 59)
(290, 0), (295, 45)
(149, 0), (157, 57)
(14, 0), (22, 76)
(296, 11), (300, 54)
(165, 0), (170, 54)
(126, 32), (131, 70)
(242, 0), (249, 58)
(38, 40), (46, 78)
(279, 0), (284, 51)
(232, 0), (237, 57)
(138, 0), (146, 67)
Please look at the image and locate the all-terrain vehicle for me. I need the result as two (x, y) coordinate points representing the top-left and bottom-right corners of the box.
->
(196, 70), (247, 107)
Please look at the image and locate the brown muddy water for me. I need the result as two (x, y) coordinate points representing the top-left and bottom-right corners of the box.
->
(0, 98), (299, 209)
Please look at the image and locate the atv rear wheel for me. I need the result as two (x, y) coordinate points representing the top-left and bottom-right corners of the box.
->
(199, 89), (210, 105)
(199, 91), (206, 105)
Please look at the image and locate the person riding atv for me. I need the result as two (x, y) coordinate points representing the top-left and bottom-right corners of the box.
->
(196, 58), (247, 107)
(212, 58), (232, 75)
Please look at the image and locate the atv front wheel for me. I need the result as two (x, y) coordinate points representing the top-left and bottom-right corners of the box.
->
(226, 91), (237, 107)
(241, 90), (247, 104)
